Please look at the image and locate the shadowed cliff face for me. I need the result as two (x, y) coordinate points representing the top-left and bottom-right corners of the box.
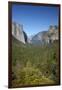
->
(12, 22), (28, 44)
(23, 31), (28, 43)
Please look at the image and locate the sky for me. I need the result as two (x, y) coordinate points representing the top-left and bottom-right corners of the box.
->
(12, 4), (59, 37)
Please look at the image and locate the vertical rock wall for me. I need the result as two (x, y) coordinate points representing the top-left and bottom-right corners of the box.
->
(12, 22), (26, 44)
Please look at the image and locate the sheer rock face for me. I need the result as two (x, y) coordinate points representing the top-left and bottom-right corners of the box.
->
(12, 22), (28, 44)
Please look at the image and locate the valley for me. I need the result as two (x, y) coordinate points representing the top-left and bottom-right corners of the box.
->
(12, 37), (59, 87)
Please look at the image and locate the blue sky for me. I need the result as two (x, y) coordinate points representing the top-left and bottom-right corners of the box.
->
(12, 4), (59, 36)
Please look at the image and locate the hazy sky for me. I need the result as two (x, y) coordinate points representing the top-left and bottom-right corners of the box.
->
(12, 4), (59, 36)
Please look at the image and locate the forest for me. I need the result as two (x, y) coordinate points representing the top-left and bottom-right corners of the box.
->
(12, 37), (59, 87)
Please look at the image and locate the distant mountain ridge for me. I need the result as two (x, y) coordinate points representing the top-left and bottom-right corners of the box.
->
(31, 25), (58, 45)
(12, 22), (58, 45)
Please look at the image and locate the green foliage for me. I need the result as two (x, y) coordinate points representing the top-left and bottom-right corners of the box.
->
(12, 38), (59, 87)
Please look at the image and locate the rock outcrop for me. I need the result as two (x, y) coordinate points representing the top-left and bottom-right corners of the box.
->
(12, 22), (28, 44)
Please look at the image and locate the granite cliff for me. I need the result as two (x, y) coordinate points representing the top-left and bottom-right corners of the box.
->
(12, 22), (28, 44)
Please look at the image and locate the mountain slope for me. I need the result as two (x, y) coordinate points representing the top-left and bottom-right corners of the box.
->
(31, 26), (58, 45)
